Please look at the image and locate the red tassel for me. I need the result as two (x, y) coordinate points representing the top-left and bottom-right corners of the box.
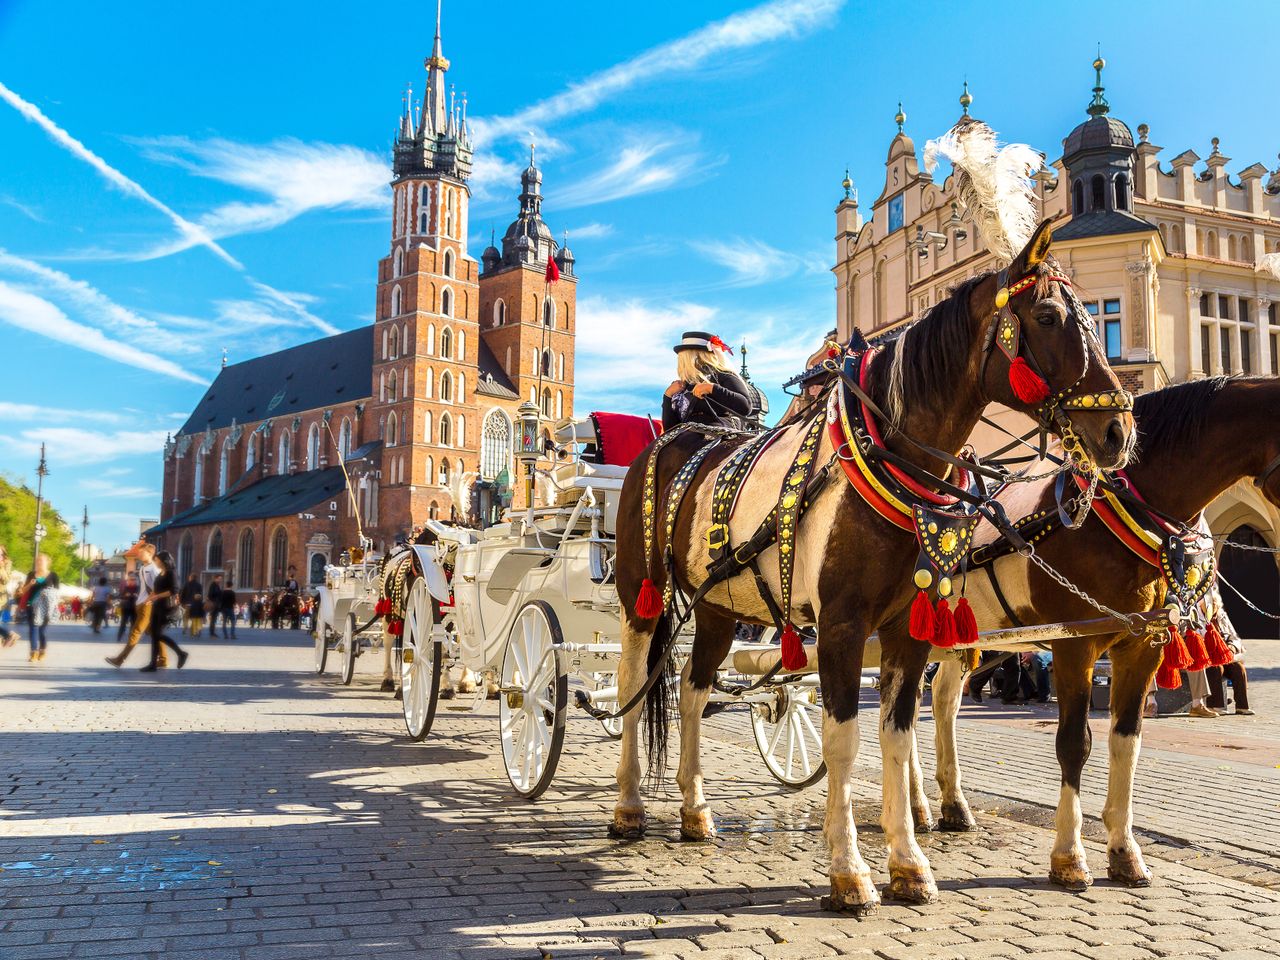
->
(375, 598), (390, 616)
(932, 599), (959, 648)
(1008, 356), (1051, 405)
(1205, 621), (1233, 667)
(1183, 629), (1210, 673)
(909, 590), (936, 642)
(1155, 654), (1182, 690)
(954, 597), (979, 646)
(388, 618), (404, 637)
(1156, 627), (1190, 689)
(780, 624), (807, 671)
(634, 578), (663, 619)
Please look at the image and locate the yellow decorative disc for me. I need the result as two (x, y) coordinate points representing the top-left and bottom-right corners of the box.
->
(927, 522), (938, 534)
(780, 543), (792, 554)
(797, 452), (812, 466)
(1081, 394), (1095, 407)
(995, 288), (1009, 309)
(939, 530), (958, 554)
(1186, 565), (1203, 587)
(913, 568), (934, 589)
(1099, 393), (1112, 407)
(644, 501), (654, 514)
(938, 576), (953, 598)
(783, 493), (798, 510)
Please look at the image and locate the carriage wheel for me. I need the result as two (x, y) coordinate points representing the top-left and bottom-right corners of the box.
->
(498, 601), (567, 799)
(592, 673), (623, 740)
(340, 613), (359, 686)
(401, 579), (441, 741)
(314, 626), (329, 675)
(750, 684), (827, 789)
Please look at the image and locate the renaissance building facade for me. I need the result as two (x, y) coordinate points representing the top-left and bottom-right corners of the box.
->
(832, 59), (1280, 634)
(148, 8), (578, 592)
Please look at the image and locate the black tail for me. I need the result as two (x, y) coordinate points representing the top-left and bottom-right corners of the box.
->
(643, 612), (676, 782)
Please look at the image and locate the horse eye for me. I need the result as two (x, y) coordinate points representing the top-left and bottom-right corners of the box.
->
(1033, 309), (1059, 327)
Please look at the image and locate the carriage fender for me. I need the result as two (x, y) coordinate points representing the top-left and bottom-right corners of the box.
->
(410, 545), (452, 603)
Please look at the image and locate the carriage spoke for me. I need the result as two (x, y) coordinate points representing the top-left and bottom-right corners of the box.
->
(797, 702), (822, 747)
(766, 705), (788, 757)
(793, 716), (812, 776)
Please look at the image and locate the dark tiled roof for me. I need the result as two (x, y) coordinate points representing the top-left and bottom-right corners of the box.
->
(147, 467), (348, 534)
(474, 339), (519, 399)
(178, 327), (373, 436)
(346, 439), (383, 462)
(1062, 115), (1134, 159)
(1054, 210), (1157, 242)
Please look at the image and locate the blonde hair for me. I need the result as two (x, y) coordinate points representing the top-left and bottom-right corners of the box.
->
(677, 347), (731, 385)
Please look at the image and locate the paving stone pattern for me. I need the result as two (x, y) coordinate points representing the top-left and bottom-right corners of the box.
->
(1, 626), (1278, 959)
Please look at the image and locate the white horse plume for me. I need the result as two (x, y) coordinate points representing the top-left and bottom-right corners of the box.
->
(924, 119), (1043, 263)
(1257, 252), (1280, 282)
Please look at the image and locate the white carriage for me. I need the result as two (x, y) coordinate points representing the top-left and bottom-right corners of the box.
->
(314, 547), (392, 688)
(393, 410), (829, 798)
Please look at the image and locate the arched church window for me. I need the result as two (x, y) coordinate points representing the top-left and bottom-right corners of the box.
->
(1090, 174), (1106, 212)
(494, 299), (506, 326)
(391, 286), (402, 317)
(440, 327), (453, 359)
(480, 410), (511, 480)
(1073, 180), (1084, 216)
(543, 297), (554, 326)
(1113, 173), (1129, 211)
(441, 287), (452, 317)
(443, 249), (454, 277)
(439, 370), (453, 402)
(439, 413), (452, 447)
(393, 246), (403, 278)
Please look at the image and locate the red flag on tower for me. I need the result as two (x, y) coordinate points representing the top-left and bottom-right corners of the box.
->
(545, 256), (560, 284)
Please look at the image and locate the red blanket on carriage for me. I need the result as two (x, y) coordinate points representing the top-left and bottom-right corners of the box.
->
(590, 412), (663, 468)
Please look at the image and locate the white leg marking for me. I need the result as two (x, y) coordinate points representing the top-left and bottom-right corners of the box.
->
(931, 659), (971, 821)
(676, 659), (715, 838)
(880, 675), (936, 901)
(613, 621), (649, 832)
(822, 712), (876, 905)
(1102, 729), (1149, 882)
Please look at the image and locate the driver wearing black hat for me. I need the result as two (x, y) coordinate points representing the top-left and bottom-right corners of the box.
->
(663, 331), (754, 431)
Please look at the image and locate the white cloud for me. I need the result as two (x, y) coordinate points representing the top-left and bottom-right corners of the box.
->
(689, 237), (828, 287)
(0, 282), (203, 384)
(566, 222), (614, 240)
(0, 80), (241, 269)
(1, 195), (44, 222)
(554, 140), (709, 209)
(0, 427), (171, 464)
(474, 0), (844, 143)
(0, 402), (127, 425)
(79, 478), (160, 499)
(127, 136), (388, 256)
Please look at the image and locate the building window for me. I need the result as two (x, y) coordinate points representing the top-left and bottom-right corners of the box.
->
(394, 247), (403, 278)
(1200, 293), (1212, 317)
(1271, 334), (1278, 375)
(424, 367), (433, 398)
(193, 453), (205, 503)
(1240, 299), (1252, 325)
(543, 297), (554, 326)
(438, 458), (450, 486)
(557, 353), (565, 380)
(439, 412), (452, 447)
(1103, 298), (1122, 361)
(423, 411), (433, 444)
(391, 286), (402, 317)
(440, 327), (453, 359)
(494, 299), (506, 326)
(1091, 174), (1106, 211)
(1220, 327), (1232, 372)
(1219, 294), (1232, 320)
(218, 441), (230, 496)
(178, 533), (193, 583)
(388, 370), (398, 403)
(1072, 180), (1084, 216)
(1242, 330), (1252, 374)
(270, 526), (288, 586)
(419, 211), (428, 233)
(443, 249), (454, 277)
(277, 430), (290, 475)
(481, 410), (512, 480)
(338, 418), (352, 460)
(307, 424), (320, 470)
(542, 350), (552, 377)
(457, 373), (464, 403)
(457, 329), (465, 362)
(541, 388), (552, 417)
(440, 370), (453, 402)
(1113, 173), (1128, 211)
(207, 529), (223, 570)
(237, 529), (254, 586)
(390, 326), (400, 358)
(456, 414), (465, 447)
(387, 412), (398, 447)
(1201, 325), (1212, 372)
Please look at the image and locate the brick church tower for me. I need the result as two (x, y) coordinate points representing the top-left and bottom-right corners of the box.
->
(369, 0), (479, 538)
(478, 147), (578, 446)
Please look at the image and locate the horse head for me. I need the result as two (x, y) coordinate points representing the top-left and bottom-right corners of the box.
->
(979, 219), (1136, 471)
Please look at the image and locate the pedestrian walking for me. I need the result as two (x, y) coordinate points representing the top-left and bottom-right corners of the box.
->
(20, 554), (59, 662)
(180, 573), (204, 638)
(139, 551), (188, 673)
(207, 574), (224, 637)
(105, 542), (167, 668)
(115, 573), (139, 644)
(216, 579), (238, 640)
(89, 577), (112, 633)
(0, 545), (20, 648)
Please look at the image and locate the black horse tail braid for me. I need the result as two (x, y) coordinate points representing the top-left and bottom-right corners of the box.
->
(643, 611), (676, 783)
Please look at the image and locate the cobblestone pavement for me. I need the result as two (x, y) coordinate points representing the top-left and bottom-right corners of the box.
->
(2, 625), (1279, 959)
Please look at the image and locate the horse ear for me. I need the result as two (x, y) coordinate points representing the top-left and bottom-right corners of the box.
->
(1011, 219), (1053, 275)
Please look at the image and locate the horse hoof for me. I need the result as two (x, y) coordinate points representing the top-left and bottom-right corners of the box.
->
(679, 808), (717, 842)
(822, 874), (880, 916)
(886, 866), (939, 905)
(393, 688), (403, 701)
(1049, 854), (1093, 892)
(439, 687), (456, 701)
(609, 809), (646, 840)
(1107, 849), (1152, 887)
(379, 678), (395, 693)
(912, 807), (935, 833)
(938, 803), (976, 832)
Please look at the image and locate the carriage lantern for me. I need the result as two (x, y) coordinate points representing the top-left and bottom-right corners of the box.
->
(516, 400), (541, 513)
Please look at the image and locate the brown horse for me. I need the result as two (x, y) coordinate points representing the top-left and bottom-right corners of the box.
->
(921, 375), (1280, 891)
(611, 219), (1137, 915)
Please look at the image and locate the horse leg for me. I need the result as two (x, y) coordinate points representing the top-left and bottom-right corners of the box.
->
(439, 662), (456, 700)
(879, 625), (938, 904)
(611, 617), (651, 838)
(676, 611), (734, 841)
(1049, 644), (1096, 891)
(907, 679), (934, 833)
(932, 657), (976, 831)
(456, 667), (477, 694)
(380, 630), (395, 693)
(1102, 637), (1158, 887)
(818, 622), (878, 915)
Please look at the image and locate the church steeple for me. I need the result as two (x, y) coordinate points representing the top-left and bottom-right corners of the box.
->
(422, 0), (450, 136)
(392, 0), (472, 182)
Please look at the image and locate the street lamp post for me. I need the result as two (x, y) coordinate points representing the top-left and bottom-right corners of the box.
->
(31, 443), (48, 563)
(79, 506), (89, 588)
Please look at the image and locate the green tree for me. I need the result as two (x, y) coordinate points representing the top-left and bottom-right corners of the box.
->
(0, 474), (88, 583)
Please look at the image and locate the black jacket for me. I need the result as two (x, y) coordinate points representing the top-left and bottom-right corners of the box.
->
(662, 370), (753, 430)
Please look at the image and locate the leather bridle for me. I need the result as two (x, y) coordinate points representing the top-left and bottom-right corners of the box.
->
(980, 265), (1134, 474)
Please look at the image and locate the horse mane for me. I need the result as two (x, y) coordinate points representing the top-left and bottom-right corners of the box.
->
(1133, 376), (1233, 458)
(870, 272), (989, 429)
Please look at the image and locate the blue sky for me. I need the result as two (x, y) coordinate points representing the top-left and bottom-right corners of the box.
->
(0, 0), (1274, 554)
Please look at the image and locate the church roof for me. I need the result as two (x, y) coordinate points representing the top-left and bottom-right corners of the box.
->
(147, 467), (349, 534)
(1063, 115), (1134, 159)
(178, 327), (372, 436)
(1053, 209), (1157, 241)
(474, 339), (519, 399)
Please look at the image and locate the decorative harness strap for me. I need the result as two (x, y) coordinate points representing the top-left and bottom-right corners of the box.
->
(771, 414), (826, 667)
(660, 438), (725, 608)
(706, 428), (783, 559)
